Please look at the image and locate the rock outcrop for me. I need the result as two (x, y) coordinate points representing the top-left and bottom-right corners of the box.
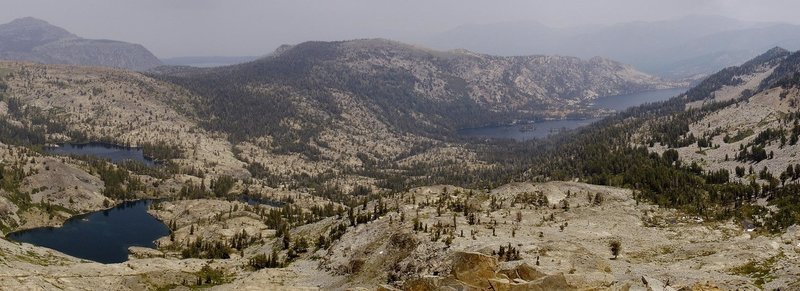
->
(450, 251), (499, 288)
(403, 251), (577, 291)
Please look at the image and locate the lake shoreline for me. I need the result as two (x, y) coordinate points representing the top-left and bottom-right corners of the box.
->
(44, 142), (163, 166)
(458, 87), (688, 141)
(456, 116), (602, 132)
(4, 194), (286, 264)
(4, 198), (164, 236)
(5, 199), (170, 264)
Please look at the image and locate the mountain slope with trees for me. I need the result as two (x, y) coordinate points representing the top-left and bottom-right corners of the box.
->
(0, 40), (800, 290)
(467, 47), (800, 234)
(156, 38), (680, 152)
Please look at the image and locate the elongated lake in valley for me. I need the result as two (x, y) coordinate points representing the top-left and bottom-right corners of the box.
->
(458, 87), (687, 141)
(45, 142), (157, 166)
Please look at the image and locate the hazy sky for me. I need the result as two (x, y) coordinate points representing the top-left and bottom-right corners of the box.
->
(2, 0), (800, 58)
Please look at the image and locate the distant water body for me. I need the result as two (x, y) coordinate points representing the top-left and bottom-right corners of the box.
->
(458, 88), (687, 141)
(45, 142), (156, 166)
(589, 87), (688, 111)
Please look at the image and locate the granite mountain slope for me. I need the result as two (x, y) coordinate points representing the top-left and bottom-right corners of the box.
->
(158, 39), (680, 150)
(0, 43), (799, 290)
(639, 46), (800, 187)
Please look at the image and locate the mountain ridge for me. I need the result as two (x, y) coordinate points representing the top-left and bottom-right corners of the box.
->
(156, 38), (681, 150)
(424, 15), (800, 78)
(0, 17), (162, 71)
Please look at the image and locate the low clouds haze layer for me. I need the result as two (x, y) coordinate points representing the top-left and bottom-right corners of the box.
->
(1, 0), (798, 57)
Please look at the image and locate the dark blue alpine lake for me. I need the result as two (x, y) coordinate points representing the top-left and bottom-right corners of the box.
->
(45, 142), (156, 166)
(6, 200), (169, 264)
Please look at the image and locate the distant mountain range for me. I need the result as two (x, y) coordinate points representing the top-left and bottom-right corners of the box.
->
(0, 17), (161, 71)
(423, 15), (800, 79)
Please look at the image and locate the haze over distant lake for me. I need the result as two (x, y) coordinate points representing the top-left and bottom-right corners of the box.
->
(590, 87), (688, 111)
(459, 88), (687, 141)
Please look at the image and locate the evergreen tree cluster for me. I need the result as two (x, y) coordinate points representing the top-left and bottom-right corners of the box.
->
(141, 141), (182, 161)
(181, 237), (230, 259)
(493, 243), (521, 262)
(512, 191), (549, 208)
(248, 249), (283, 270)
(89, 159), (144, 200)
(177, 176), (237, 199)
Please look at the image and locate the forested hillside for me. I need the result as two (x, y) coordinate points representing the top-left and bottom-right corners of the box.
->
(464, 47), (800, 233)
(156, 39), (679, 149)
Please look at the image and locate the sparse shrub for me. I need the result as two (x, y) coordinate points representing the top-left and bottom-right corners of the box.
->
(609, 240), (621, 259)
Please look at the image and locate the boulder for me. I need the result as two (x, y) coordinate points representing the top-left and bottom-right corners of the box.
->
(403, 276), (482, 291)
(450, 251), (498, 289)
(569, 248), (612, 273)
(489, 278), (512, 291)
(565, 272), (615, 289)
(679, 282), (724, 291)
(641, 276), (677, 291)
(512, 279), (527, 284)
(439, 276), (483, 290)
(611, 281), (633, 291)
(782, 225), (799, 240)
(127, 246), (164, 259)
(403, 276), (442, 291)
(510, 273), (575, 291)
(499, 263), (547, 281)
